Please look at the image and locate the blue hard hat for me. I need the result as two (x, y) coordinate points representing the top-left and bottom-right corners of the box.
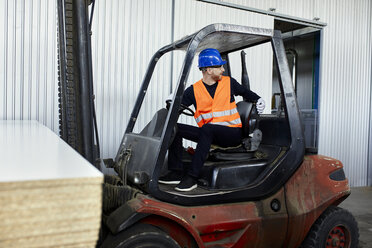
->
(198, 48), (226, 68)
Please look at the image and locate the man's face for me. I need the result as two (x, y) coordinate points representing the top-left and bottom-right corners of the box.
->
(208, 65), (225, 81)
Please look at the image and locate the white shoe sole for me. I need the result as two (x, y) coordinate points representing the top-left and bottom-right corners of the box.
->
(158, 180), (181, 185)
(175, 184), (197, 192)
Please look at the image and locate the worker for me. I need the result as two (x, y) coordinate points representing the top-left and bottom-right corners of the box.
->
(159, 48), (265, 191)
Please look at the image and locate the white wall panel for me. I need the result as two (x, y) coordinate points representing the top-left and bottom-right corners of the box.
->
(91, 0), (173, 158)
(316, 0), (372, 186)
(0, 0), (59, 132)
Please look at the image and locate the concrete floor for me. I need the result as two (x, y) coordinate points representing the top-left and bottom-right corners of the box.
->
(339, 187), (372, 248)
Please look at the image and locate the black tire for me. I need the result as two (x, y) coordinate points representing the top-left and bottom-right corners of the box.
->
(57, 0), (83, 153)
(301, 206), (359, 248)
(101, 223), (181, 248)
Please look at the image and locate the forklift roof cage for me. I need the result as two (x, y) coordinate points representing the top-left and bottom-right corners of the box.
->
(115, 23), (305, 206)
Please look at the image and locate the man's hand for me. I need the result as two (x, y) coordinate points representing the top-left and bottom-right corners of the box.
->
(256, 98), (265, 114)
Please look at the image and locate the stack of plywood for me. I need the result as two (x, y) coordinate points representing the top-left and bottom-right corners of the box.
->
(0, 121), (103, 247)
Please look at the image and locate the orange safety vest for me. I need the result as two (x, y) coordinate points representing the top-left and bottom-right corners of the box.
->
(193, 76), (242, 128)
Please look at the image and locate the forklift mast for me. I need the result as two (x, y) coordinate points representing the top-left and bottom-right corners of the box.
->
(57, 0), (97, 164)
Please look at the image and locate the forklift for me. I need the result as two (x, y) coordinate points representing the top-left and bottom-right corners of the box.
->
(57, 1), (359, 247)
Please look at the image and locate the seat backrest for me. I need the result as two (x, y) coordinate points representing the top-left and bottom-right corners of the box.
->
(236, 101), (258, 137)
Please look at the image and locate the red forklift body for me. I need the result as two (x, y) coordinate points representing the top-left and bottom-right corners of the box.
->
(284, 155), (350, 247)
(103, 155), (349, 248)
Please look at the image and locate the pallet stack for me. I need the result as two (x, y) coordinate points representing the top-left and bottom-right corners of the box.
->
(0, 121), (103, 247)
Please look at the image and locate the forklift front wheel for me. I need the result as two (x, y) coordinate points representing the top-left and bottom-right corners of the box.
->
(300, 206), (359, 248)
(101, 223), (180, 248)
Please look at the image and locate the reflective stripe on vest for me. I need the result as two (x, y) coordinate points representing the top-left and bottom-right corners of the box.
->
(193, 76), (242, 128)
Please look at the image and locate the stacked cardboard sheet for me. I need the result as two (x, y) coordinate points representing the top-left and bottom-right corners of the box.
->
(0, 121), (103, 247)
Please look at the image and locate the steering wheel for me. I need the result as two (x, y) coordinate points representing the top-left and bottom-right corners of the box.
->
(165, 100), (195, 116)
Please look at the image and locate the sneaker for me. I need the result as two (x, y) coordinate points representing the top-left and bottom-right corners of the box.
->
(175, 175), (197, 192)
(158, 171), (183, 184)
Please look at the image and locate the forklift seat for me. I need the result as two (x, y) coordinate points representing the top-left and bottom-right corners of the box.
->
(209, 101), (260, 161)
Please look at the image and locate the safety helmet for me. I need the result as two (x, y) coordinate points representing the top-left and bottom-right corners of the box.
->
(198, 48), (226, 68)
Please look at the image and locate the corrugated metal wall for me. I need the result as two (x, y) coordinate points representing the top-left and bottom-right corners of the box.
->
(0, 0), (59, 132)
(90, 0), (173, 158)
(317, 0), (372, 186)
(1, 0), (371, 186)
